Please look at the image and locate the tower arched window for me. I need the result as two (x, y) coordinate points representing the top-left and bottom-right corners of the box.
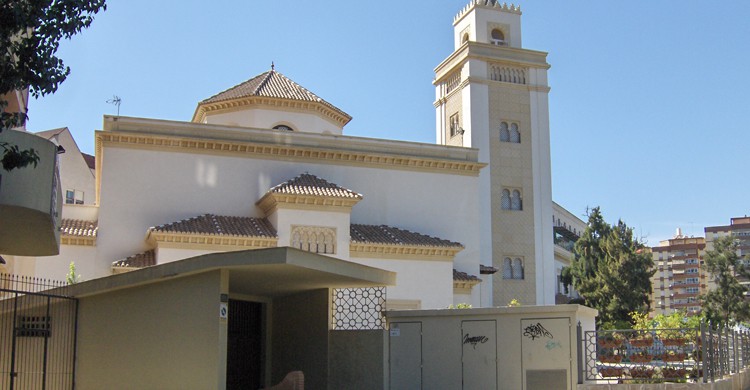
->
(462, 33), (469, 44)
(512, 258), (524, 279)
(499, 122), (510, 142)
(511, 190), (522, 210)
(501, 189), (511, 210)
(491, 29), (506, 46)
(503, 257), (513, 279)
(510, 123), (520, 143)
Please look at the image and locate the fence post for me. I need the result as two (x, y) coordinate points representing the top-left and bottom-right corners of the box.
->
(577, 322), (583, 384)
(733, 329), (738, 373)
(709, 322), (714, 383)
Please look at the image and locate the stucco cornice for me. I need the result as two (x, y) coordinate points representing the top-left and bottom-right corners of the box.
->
(453, 279), (481, 294)
(148, 231), (278, 250)
(95, 130), (484, 177)
(256, 193), (360, 215)
(192, 96), (352, 127)
(349, 243), (462, 260)
(434, 42), (549, 84)
(61, 236), (96, 246)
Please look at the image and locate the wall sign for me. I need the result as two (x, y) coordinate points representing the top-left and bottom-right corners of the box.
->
(219, 303), (228, 319)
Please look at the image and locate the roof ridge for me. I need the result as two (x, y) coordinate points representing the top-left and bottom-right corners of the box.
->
(252, 70), (274, 96)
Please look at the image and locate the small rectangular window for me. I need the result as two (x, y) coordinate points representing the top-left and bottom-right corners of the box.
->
(449, 113), (460, 137)
(16, 316), (51, 337)
(75, 190), (84, 205)
(65, 190), (75, 204)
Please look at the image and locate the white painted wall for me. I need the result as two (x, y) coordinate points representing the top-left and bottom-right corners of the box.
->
(453, 4), (522, 48)
(54, 129), (96, 205)
(93, 144), (481, 309)
(204, 107), (344, 135)
(348, 256), (454, 309)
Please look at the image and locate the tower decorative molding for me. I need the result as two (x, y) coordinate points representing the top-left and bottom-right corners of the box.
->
(454, 1), (521, 24)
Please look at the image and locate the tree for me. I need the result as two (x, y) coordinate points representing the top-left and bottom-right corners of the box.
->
(1, 0), (106, 170)
(700, 235), (750, 327)
(563, 207), (654, 328)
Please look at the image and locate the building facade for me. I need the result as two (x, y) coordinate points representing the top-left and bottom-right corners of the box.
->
(5, 1), (575, 309)
(650, 233), (707, 316)
(433, 1), (555, 305)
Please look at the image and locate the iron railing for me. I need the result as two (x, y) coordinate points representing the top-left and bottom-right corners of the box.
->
(579, 323), (750, 384)
(0, 274), (78, 390)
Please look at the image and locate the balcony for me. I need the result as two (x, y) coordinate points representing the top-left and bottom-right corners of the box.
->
(0, 130), (61, 255)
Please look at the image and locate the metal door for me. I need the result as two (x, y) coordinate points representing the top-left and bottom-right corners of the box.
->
(461, 320), (497, 390)
(521, 317), (571, 390)
(389, 322), (422, 390)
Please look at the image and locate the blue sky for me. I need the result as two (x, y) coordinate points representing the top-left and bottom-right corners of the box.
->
(27, 0), (750, 245)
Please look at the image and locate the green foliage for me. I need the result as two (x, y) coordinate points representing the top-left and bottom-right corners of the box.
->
(566, 207), (655, 327)
(448, 303), (472, 309)
(0, 0), (106, 170)
(508, 298), (520, 307)
(700, 235), (750, 327)
(65, 261), (81, 285)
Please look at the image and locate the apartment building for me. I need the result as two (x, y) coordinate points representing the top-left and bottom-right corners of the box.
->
(650, 231), (707, 316)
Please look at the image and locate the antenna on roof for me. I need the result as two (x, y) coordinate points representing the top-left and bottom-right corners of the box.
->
(106, 95), (122, 116)
(271, 61), (275, 71)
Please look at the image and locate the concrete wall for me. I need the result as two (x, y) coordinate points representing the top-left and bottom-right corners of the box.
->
(328, 330), (387, 390)
(578, 367), (750, 389)
(386, 304), (597, 390)
(76, 271), (225, 390)
(272, 289), (330, 390)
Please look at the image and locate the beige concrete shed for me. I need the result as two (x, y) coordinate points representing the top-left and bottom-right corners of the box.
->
(66, 247), (395, 390)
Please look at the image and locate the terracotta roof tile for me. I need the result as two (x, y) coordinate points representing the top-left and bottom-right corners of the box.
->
(350, 224), (463, 248)
(112, 250), (155, 269)
(480, 265), (499, 274)
(81, 153), (95, 170)
(268, 173), (362, 199)
(60, 219), (98, 237)
(200, 70), (349, 119)
(453, 269), (481, 282)
(150, 214), (276, 237)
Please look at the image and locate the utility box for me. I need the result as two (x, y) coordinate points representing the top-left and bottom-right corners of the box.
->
(386, 304), (597, 390)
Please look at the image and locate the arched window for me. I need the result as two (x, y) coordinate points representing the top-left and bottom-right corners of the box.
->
(462, 33), (469, 44)
(290, 226), (336, 254)
(512, 258), (524, 279)
(503, 257), (513, 279)
(499, 122), (510, 142)
(491, 29), (505, 46)
(273, 124), (294, 131)
(511, 190), (522, 210)
(501, 189), (511, 210)
(510, 123), (520, 143)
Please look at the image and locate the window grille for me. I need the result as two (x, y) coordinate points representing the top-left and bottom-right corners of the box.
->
(332, 287), (386, 330)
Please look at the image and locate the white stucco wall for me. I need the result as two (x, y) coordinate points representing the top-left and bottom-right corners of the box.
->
(204, 107), (344, 135)
(93, 144), (481, 308)
(348, 256), (454, 309)
(269, 208), (351, 260)
(55, 129), (95, 205)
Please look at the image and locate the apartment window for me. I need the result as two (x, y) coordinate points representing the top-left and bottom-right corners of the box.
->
(686, 268), (699, 274)
(449, 113), (461, 137)
(499, 121), (520, 143)
(502, 257), (524, 280)
(65, 189), (84, 205)
(686, 277), (699, 284)
(686, 287), (699, 294)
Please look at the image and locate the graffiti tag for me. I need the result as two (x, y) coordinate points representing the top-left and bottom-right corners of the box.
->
(523, 322), (553, 340)
(545, 340), (562, 350)
(463, 333), (489, 349)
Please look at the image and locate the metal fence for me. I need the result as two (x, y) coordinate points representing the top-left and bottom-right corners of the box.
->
(331, 287), (386, 330)
(0, 274), (78, 390)
(579, 323), (750, 384)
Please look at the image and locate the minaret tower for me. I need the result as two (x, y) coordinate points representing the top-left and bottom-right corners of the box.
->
(434, 1), (555, 305)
